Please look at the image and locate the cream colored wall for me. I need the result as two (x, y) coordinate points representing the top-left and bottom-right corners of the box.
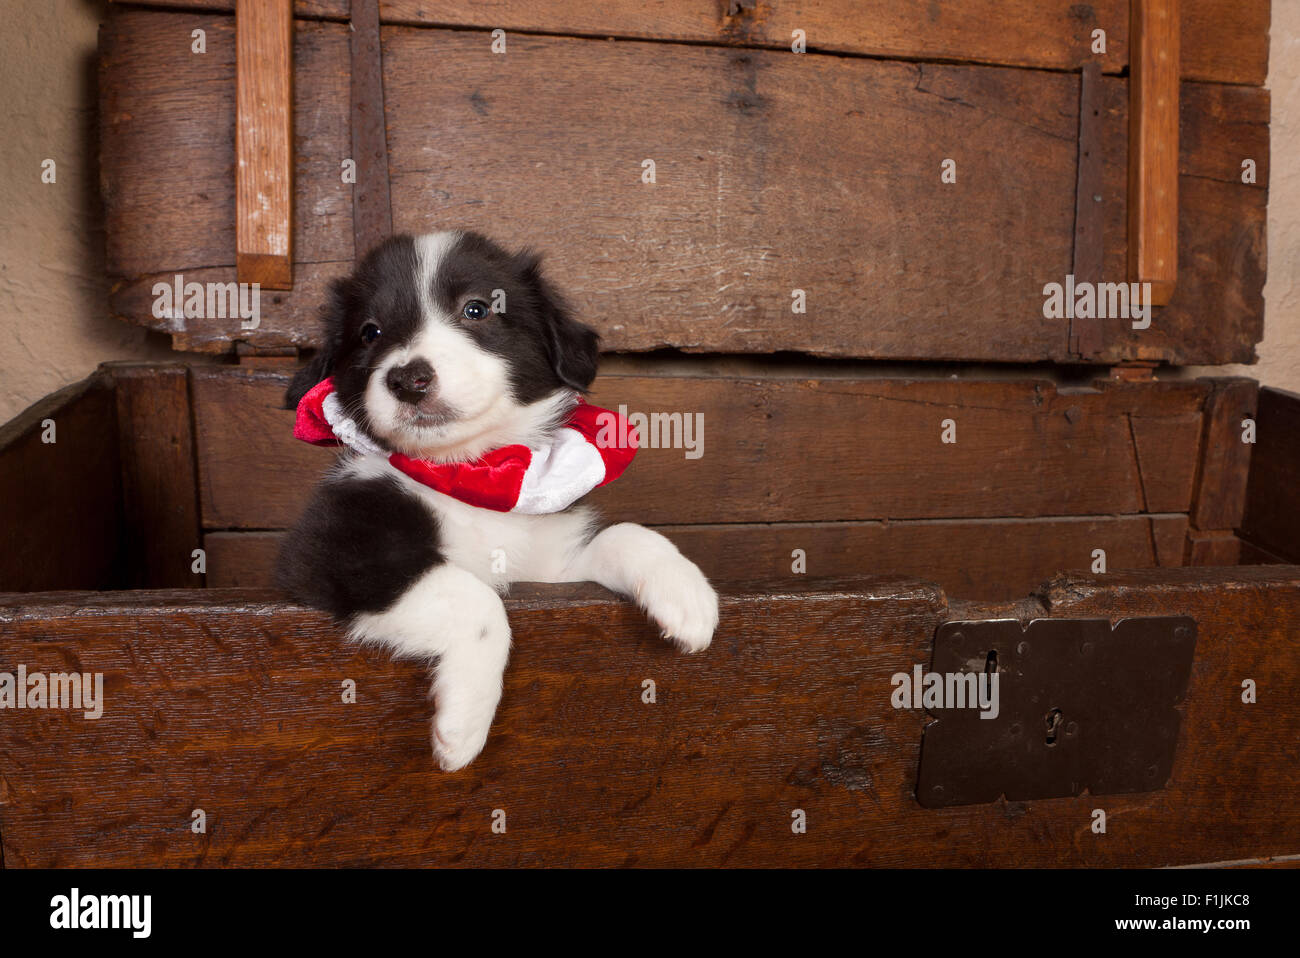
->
(0, 0), (174, 424)
(0, 2), (1295, 425)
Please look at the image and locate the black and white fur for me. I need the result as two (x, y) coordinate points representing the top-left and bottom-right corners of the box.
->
(276, 231), (719, 771)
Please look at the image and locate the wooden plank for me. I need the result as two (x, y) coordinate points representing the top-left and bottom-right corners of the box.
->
(236, 0), (294, 289)
(1125, 406), (1204, 512)
(349, 0), (393, 259)
(206, 513), (1181, 600)
(1185, 530), (1240, 565)
(205, 531), (282, 587)
(1020, 566), (1300, 863)
(113, 0), (1270, 85)
(191, 367), (1210, 529)
(100, 11), (1268, 363)
(388, 30), (1079, 362)
(1071, 62), (1106, 359)
(1128, 0), (1180, 305)
(1094, 79), (1267, 364)
(382, 30), (1081, 362)
(111, 365), (205, 589)
(1189, 377), (1258, 533)
(100, 10), (352, 310)
(1180, 0), (1270, 86)
(3, 565), (1299, 866)
(191, 367), (337, 529)
(1151, 513), (1190, 566)
(0, 375), (122, 592)
(1241, 388), (1300, 563)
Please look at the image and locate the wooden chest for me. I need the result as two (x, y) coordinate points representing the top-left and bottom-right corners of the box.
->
(1, 0), (1296, 867)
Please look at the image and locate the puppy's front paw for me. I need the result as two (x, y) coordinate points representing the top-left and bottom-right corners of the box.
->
(636, 554), (719, 653)
(431, 711), (493, 772)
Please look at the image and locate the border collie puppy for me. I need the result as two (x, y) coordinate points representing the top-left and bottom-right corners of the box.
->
(276, 231), (719, 771)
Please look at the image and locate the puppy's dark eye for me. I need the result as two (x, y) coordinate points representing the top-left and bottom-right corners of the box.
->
(360, 322), (382, 344)
(462, 300), (490, 321)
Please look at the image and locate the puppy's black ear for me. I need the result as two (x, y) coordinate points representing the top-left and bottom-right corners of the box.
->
(523, 253), (600, 392)
(284, 277), (349, 409)
(547, 310), (601, 392)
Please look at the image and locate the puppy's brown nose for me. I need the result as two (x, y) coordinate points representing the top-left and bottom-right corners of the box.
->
(386, 359), (435, 404)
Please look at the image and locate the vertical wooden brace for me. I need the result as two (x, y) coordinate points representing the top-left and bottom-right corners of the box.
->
(1128, 0), (1180, 306)
(1072, 61), (1105, 359)
(350, 0), (394, 260)
(236, 0), (294, 290)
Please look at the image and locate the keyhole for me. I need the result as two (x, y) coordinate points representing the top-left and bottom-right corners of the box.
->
(985, 650), (997, 676)
(1045, 708), (1063, 746)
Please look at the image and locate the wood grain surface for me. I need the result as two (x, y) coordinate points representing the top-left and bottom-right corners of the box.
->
(203, 513), (1190, 601)
(99, 9), (1268, 363)
(111, 365), (206, 589)
(1127, 0), (1180, 304)
(235, 0), (295, 289)
(188, 367), (1213, 529)
(110, 0), (1270, 85)
(1, 565), (1297, 866)
(0, 376), (122, 592)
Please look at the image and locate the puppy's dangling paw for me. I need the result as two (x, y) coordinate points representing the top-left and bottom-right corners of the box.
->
(431, 713), (493, 772)
(636, 554), (719, 653)
(429, 678), (502, 772)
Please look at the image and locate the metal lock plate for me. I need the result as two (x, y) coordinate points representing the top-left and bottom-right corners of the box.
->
(916, 617), (1197, 808)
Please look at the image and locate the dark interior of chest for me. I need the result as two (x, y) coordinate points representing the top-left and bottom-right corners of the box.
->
(1, 0), (1291, 599)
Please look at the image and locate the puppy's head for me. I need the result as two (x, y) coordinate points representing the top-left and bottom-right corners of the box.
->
(287, 231), (600, 461)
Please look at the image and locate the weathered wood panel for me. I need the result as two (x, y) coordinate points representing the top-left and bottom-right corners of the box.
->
(113, 0), (1270, 85)
(1092, 78), (1268, 364)
(190, 367), (1211, 529)
(0, 376), (122, 592)
(204, 513), (1187, 600)
(1188, 377), (1257, 534)
(234, 0), (295, 289)
(384, 32), (1079, 362)
(100, 10), (1268, 364)
(99, 10), (352, 293)
(1241, 388), (1300, 563)
(111, 365), (206, 588)
(1127, 0), (1181, 305)
(2, 565), (1297, 866)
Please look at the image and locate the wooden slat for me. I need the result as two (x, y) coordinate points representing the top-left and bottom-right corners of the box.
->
(0, 376), (122, 592)
(1093, 78), (1267, 364)
(1071, 62), (1106, 359)
(205, 513), (1185, 600)
(349, 0), (392, 259)
(1151, 513), (1190, 565)
(1128, 0), (1180, 305)
(236, 0), (295, 289)
(191, 367), (337, 529)
(100, 11), (352, 313)
(190, 367), (1210, 529)
(1189, 377), (1258, 534)
(1241, 388), (1300, 564)
(111, 366), (205, 588)
(1179, 0), (1270, 85)
(1186, 530), (1241, 565)
(3, 565), (1299, 866)
(112, 0), (1270, 85)
(100, 11), (1268, 363)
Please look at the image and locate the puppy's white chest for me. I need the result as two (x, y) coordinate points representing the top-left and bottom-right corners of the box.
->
(427, 496), (536, 587)
(342, 454), (588, 588)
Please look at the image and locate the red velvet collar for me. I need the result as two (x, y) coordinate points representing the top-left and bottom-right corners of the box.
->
(292, 378), (637, 514)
